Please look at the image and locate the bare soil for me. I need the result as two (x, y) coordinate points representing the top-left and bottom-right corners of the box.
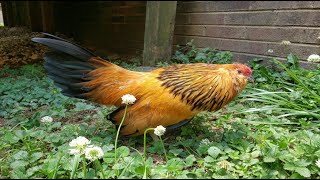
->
(0, 26), (144, 69)
(0, 27), (48, 68)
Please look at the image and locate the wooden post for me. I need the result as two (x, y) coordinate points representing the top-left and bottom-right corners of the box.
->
(142, 1), (177, 66)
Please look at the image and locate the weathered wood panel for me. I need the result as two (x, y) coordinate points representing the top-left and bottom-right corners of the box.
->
(143, 1), (177, 66)
(177, 1), (320, 12)
(174, 35), (319, 60)
(174, 1), (320, 63)
(175, 25), (320, 44)
(176, 11), (320, 27)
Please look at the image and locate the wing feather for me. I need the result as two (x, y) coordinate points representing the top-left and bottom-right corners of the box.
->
(157, 63), (238, 112)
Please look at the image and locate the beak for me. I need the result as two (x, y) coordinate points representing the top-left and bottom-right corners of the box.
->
(247, 76), (254, 83)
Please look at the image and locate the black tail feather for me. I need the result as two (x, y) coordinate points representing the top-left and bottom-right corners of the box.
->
(32, 37), (92, 61)
(44, 51), (95, 71)
(41, 33), (97, 57)
(31, 33), (99, 99)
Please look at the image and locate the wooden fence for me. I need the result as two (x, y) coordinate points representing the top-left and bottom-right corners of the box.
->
(1, 1), (320, 67)
(174, 1), (320, 67)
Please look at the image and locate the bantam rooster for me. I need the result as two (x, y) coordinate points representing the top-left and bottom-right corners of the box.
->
(32, 33), (252, 136)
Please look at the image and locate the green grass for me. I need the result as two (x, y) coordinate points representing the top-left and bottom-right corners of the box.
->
(0, 54), (320, 178)
(0, 23), (4, 27)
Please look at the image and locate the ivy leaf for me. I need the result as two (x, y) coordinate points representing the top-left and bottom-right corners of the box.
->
(287, 53), (299, 69)
(13, 151), (28, 160)
(102, 152), (114, 163)
(283, 162), (296, 171)
(50, 122), (62, 129)
(26, 165), (43, 177)
(43, 154), (63, 174)
(148, 141), (163, 153)
(208, 146), (221, 158)
(61, 157), (73, 171)
(204, 156), (215, 163)
(86, 169), (96, 179)
(294, 159), (311, 167)
(14, 130), (28, 139)
(74, 102), (96, 111)
(166, 158), (184, 171)
(29, 130), (46, 139)
(185, 155), (196, 167)
(3, 132), (21, 144)
(116, 146), (130, 158)
(10, 169), (28, 179)
(112, 161), (125, 170)
(256, 77), (267, 82)
(169, 148), (183, 156)
(10, 160), (28, 169)
(295, 167), (310, 178)
(251, 150), (260, 158)
(263, 156), (276, 163)
(70, 155), (81, 178)
(195, 53), (207, 61)
(45, 134), (61, 143)
(314, 150), (320, 157)
(30, 152), (43, 163)
(102, 144), (114, 152)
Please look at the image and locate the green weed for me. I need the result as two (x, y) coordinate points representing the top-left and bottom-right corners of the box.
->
(1, 49), (320, 178)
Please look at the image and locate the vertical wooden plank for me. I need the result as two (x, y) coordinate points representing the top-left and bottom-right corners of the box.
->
(27, 1), (43, 31)
(10, 1), (17, 26)
(40, 1), (55, 33)
(16, 1), (31, 27)
(143, 1), (177, 66)
(1, 1), (31, 27)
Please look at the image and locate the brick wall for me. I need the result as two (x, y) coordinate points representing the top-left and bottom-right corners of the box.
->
(111, 1), (146, 55)
(174, 1), (320, 67)
(52, 1), (146, 57)
(53, 1), (112, 57)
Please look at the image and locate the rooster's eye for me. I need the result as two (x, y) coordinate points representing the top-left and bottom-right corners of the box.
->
(237, 70), (242, 74)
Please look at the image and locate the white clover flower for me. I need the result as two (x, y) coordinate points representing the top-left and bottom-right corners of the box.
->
(267, 49), (274, 53)
(121, 94), (136, 105)
(316, 159), (320, 168)
(154, 125), (166, 136)
(217, 160), (231, 169)
(40, 116), (53, 123)
(69, 136), (91, 148)
(307, 54), (320, 63)
(69, 136), (91, 155)
(69, 148), (81, 155)
(200, 138), (211, 145)
(84, 146), (104, 161)
(280, 40), (291, 45)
